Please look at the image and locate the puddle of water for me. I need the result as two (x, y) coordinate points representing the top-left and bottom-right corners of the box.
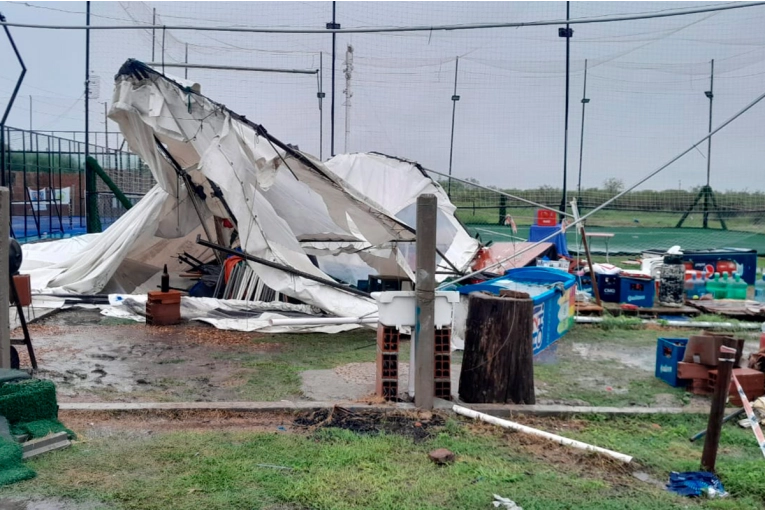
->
(571, 342), (655, 372)
(533, 343), (560, 365)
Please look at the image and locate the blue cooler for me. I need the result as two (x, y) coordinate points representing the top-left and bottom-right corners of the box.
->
(597, 273), (621, 303)
(620, 276), (655, 307)
(655, 338), (688, 387)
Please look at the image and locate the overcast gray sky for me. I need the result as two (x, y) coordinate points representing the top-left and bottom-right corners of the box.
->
(2, 1), (765, 192)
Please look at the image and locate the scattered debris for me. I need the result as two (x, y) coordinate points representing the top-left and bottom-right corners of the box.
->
(295, 406), (444, 442)
(690, 408), (745, 442)
(730, 374), (765, 458)
(428, 448), (455, 465)
(737, 396), (765, 428)
(666, 471), (727, 498)
(22, 432), (71, 460)
(493, 494), (523, 509)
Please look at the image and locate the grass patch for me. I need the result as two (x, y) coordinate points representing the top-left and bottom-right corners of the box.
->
(597, 314), (644, 331)
(4, 413), (764, 509)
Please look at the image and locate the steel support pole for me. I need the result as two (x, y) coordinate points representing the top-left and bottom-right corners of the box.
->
(559, 1), (571, 222)
(447, 56), (460, 198)
(577, 59), (589, 197)
(319, 52), (324, 160)
(0, 187), (10, 369)
(415, 194), (437, 409)
(330, 1), (337, 157)
(703, 59), (714, 229)
(85, 2), (97, 232)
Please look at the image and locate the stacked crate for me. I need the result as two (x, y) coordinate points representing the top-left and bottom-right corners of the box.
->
(375, 325), (400, 400)
(146, 290), (182, 326)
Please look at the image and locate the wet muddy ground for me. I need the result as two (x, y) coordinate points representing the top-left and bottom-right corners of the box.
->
(13, 309), (280, 403)
(12, 307), (761, 407)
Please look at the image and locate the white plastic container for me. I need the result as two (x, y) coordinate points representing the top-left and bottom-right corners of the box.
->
(373, 291), (460, 329)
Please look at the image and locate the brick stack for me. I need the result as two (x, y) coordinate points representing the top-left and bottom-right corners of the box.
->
(708, 368), (765, 406)
(375, 325), (399, 400)
(146, 290), (182, 326)
(375, 325), (453, 401)
(677, 362), (765, 403)
(434, 328), (452, 400)
(677, 362), (713, 396)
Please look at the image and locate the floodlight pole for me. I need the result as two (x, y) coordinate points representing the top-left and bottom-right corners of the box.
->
(85, 1), (97, 233)
(577, 59), (589, 197)
(184, 43), (188, 79)
(703, 59), (714, 229)
(327, 2), (339, 157)
(447, 56), (460, 198)
(558, 1), (573, 223)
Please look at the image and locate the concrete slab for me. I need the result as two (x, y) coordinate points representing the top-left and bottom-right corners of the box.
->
(59, 400), (711, 417)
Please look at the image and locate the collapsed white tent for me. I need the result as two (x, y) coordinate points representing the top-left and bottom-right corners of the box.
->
(325, 152), (480, 278)
(20, 59), (479, 328)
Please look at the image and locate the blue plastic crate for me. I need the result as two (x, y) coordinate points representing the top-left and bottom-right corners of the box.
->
(655, 337), (689, 387)
(620, 276), (655, 307)
(597, 273), (621, 303)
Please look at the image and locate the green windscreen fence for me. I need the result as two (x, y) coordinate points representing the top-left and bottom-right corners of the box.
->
(468, 224), (765, 256)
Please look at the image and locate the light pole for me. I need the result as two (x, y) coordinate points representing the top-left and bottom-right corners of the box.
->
(558, 1), (573, 222)
(703, 59), (714, 229)
(327, 2), (339, 157)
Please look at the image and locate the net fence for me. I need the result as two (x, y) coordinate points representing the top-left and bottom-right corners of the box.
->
(14, 1), (765, 253)
(1, 126), (152, 242)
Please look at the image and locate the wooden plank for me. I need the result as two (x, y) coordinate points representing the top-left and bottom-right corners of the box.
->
(22, 432), (71, 459)
(603, 302), (700, 317)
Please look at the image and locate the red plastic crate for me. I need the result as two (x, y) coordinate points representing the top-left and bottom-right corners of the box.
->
(536, 209), (557, 226)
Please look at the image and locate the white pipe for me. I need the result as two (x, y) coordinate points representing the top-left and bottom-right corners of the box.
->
(574, 316), (761, 330)
(268, 316), (378, 326)
(453, 404), (633, 464)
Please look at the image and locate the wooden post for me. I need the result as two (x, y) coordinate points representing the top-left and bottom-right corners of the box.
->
(701, 346), (736, 472)
(415, 194), (437, 409)
(571, 200), (601, 307)
(0, 187), (10, 369)
(459, 292), (535, 404)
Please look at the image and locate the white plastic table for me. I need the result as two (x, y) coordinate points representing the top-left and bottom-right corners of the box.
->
(585, 232), (615, 262)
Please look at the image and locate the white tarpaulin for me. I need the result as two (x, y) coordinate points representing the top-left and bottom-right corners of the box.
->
(325, 153), (481, 278)
(23, 59), (463, 325)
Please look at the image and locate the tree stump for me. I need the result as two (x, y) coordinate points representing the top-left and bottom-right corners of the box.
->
(458, 292), (535, 404)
